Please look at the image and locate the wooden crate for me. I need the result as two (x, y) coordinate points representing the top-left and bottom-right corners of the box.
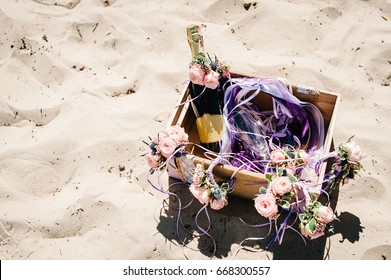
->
(167, 74), (340, 200)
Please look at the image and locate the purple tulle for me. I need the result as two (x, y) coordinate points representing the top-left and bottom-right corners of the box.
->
(221, 77), (325, 170)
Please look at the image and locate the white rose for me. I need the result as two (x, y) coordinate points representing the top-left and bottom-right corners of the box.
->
(345, 141), (362, 162)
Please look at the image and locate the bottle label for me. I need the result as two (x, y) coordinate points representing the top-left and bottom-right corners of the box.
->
(195, 114), (224, 143)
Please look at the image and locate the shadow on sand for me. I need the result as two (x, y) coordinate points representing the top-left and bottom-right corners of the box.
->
(156, 176), (363, 260)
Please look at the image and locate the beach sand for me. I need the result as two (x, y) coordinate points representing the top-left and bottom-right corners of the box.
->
(0, 0), (390, 260)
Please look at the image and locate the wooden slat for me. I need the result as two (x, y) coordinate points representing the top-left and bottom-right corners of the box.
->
(193, 157), (267, 200)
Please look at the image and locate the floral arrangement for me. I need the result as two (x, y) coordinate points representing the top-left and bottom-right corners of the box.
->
(299, 201), (335, 239)
(327, 139), (363, 193)
(252, 146), (313, 220)
(188, 52), (229, 89)
(251, 139), (362, 240)
(143, 125), (189, 173)
(189, 163), (232, 210)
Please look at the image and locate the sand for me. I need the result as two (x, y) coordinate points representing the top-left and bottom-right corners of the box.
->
(0, 0), (390, 260)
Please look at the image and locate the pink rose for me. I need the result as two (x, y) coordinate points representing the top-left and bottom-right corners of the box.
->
(210, 197), (226, 210)
(300, 224), (325, 239)
(254, 193), (278, 219)
(158, 137), (177, 158)
(317, 206), (334, 224)
(345, 141), (362, 163)
(144, 153), (160, 168)
(298, 150), (309, 164)
(192, 172), (202, 186)
(270, 176), (292, 196)
(203, 71), (220, 89)
(167, 125), (188, 144)
(189, 65), (205, 86)
(193, 164), (204, 185)
(195, 163), (204, 173)
(270, 149), (286, 163)
(189, 185), (210, 205)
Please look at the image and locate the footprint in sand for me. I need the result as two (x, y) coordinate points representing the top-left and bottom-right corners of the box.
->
(362, 245), (391, 260)
(340, 176), (385, 201)
(0, 219), (16, 246)
(10, 37), (73, 89)
(0, 10), (15, 63)
(0, 197), (119, 258)
(0, 100), (61, 127)
(43, 196), (120, 239)
(0, 139), (79, 197)
(32, 0), (81, 9)
(320, 6), (343, 20)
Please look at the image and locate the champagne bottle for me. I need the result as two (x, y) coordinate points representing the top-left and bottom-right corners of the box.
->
(187, 25), (225, 152)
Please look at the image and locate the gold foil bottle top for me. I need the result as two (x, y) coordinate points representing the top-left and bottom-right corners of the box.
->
(187, 24), (204, 58)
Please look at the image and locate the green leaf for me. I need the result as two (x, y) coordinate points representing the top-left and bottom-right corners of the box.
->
(278, 167), (287, 177)
(299, 213), (306, 222)
(280, 200), (291, 210)
(288, 175), (297, 183)
(309, 192), (318, 202)
(308, 218), (316, 233)
(284, 191), (294, 200)
(312, 201), (322, 210)
(265, 173), (273, 182)
(220, 182), (229, 191)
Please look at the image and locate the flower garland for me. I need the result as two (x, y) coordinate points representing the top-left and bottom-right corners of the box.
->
(189, 164), (232, 210)
(143, 125), (189, 173)
(144, 130), (363, 244)
(299, 201), (335, 239)
(188, 52), (229, 89)
(145, 131), (363, 250)
(251, 138), (363, 240)
(327, 138), (363, 193)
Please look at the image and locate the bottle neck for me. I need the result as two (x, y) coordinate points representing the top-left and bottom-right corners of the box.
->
(187, 25), (204, 58)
